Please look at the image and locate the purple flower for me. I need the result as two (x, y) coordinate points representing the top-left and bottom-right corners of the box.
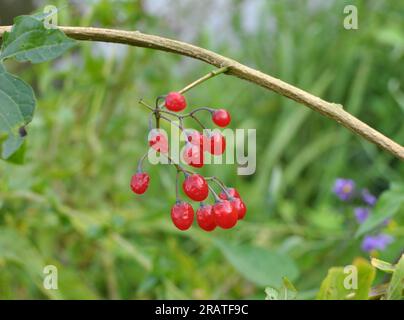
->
(333, 178), (355, 201)
(361, 234), (393, 252)
(362, 189), (377, 206)
(354, 207), (370, 224)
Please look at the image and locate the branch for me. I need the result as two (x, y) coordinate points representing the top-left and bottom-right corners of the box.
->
(0, 25), (403, 160)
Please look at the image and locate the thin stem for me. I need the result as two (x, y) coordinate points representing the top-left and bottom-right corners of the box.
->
(159, 107), (209, 130)
(156, 95), (165, 108)
(159, 115), (185, 131)
(206, 176), (232, 198)
(178, 66), (229, 94)
(139, 99), (154, 112)
(208, 184), (220, 202)
(155, 112), (160, 128)
(190, 114), (206, 130)
(148, 112), (154, 131)
(38, 26), (404, 159)
(159, 109), (183, 118)
(162, 152), (193, 175)
(189, 107), (215, 116)
(136, 149), (152, 172)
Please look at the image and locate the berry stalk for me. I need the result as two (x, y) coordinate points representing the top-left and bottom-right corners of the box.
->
(178, 66), (229, 94)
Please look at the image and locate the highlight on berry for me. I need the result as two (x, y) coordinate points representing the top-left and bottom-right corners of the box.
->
(131, 70), (247, 231)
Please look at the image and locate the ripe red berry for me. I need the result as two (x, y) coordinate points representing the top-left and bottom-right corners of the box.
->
(183, 143), (204, 168)
(196, 204), (216, 231)
(171, 201), (194, 230)
(148, 130), (169, 153)
(219, 188), (241, 200)
(206, 132), (226, 155)
(183, 174), (209, 201)
(230, 198), (247, 220)
(212, 109), (231, 127)
(165, 92), (187, 112)
(212, 200), (238, 229)
(130, 172), (150, 194)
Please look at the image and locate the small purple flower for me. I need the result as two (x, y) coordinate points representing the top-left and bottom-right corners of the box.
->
(354, 207), (370, 224)
(362, 189), (377, 206)
(333, 178), (355, 201)
(361, 234), (393, 252)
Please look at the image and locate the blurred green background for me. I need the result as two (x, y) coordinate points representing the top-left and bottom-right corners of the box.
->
(0, 0), (403, 299)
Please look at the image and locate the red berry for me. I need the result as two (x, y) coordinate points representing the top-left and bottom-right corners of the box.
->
(219, 188), (240, 200)
(230, 198), (247, 220)
(183, 174), (209, 201)
(165, 92), (187, 112)
(212, 200), (238, 229)
(171, 201), (194, 230)
(130, 172), (150, 194)
(186, 130), (204, 147)
(183, 143), (204, 168)
(196, 204), (216, 231)
(206, 132), (226, 155)
(212, 109), (231, 127)
(148, 130), (168, 153)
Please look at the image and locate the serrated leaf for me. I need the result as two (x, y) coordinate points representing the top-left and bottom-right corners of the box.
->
(0, 64), (35, 159)
(387, 254), (404, 300)
(317, 258), (375, 300)
(356, 183), (404, 237)
(215, 240), (299, 287)
(0, 15), (76, 63)
(371, 258), (395, 273)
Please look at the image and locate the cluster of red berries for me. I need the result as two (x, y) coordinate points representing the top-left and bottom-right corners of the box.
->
(148, 92), (229, 166)
(130, 91), (246, 231)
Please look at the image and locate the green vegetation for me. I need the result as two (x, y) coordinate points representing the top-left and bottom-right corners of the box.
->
(0, 0), (403, 299)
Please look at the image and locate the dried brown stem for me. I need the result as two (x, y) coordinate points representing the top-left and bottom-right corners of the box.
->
(0, 26), (402, 159)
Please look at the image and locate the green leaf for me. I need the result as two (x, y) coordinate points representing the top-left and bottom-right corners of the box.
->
(387, 254), (404, 300)
(317, 258), (375, 300)
(5, 139), (26, 164)
(0, 15), (76, 63)
(371, 257), (395, 273)
(317, 267), (350, 300)
(0, 64), (35, 159)
(356, 183), (404, 237)
(215, 240), (299, 287)
(280, 277), (298, 299)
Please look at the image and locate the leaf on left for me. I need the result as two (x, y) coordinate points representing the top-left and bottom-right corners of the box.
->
(0, 13), (76, 160)
(0, 15), (76, 63)
(0, 64), (35, 159)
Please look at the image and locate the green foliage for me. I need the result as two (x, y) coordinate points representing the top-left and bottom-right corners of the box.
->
(0, 0), (403, 299)
(371, 257), (395, 273)
(0, 13), (75, 160)
(265, 277), (298, 300)
(386, 254), (404, 300)
(0, 64), (35, 158)
(0, 15), (75, 63)
(215, 240), (298, 288)
(356, 183), (404, 237)
(317, 258), (375, 300)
